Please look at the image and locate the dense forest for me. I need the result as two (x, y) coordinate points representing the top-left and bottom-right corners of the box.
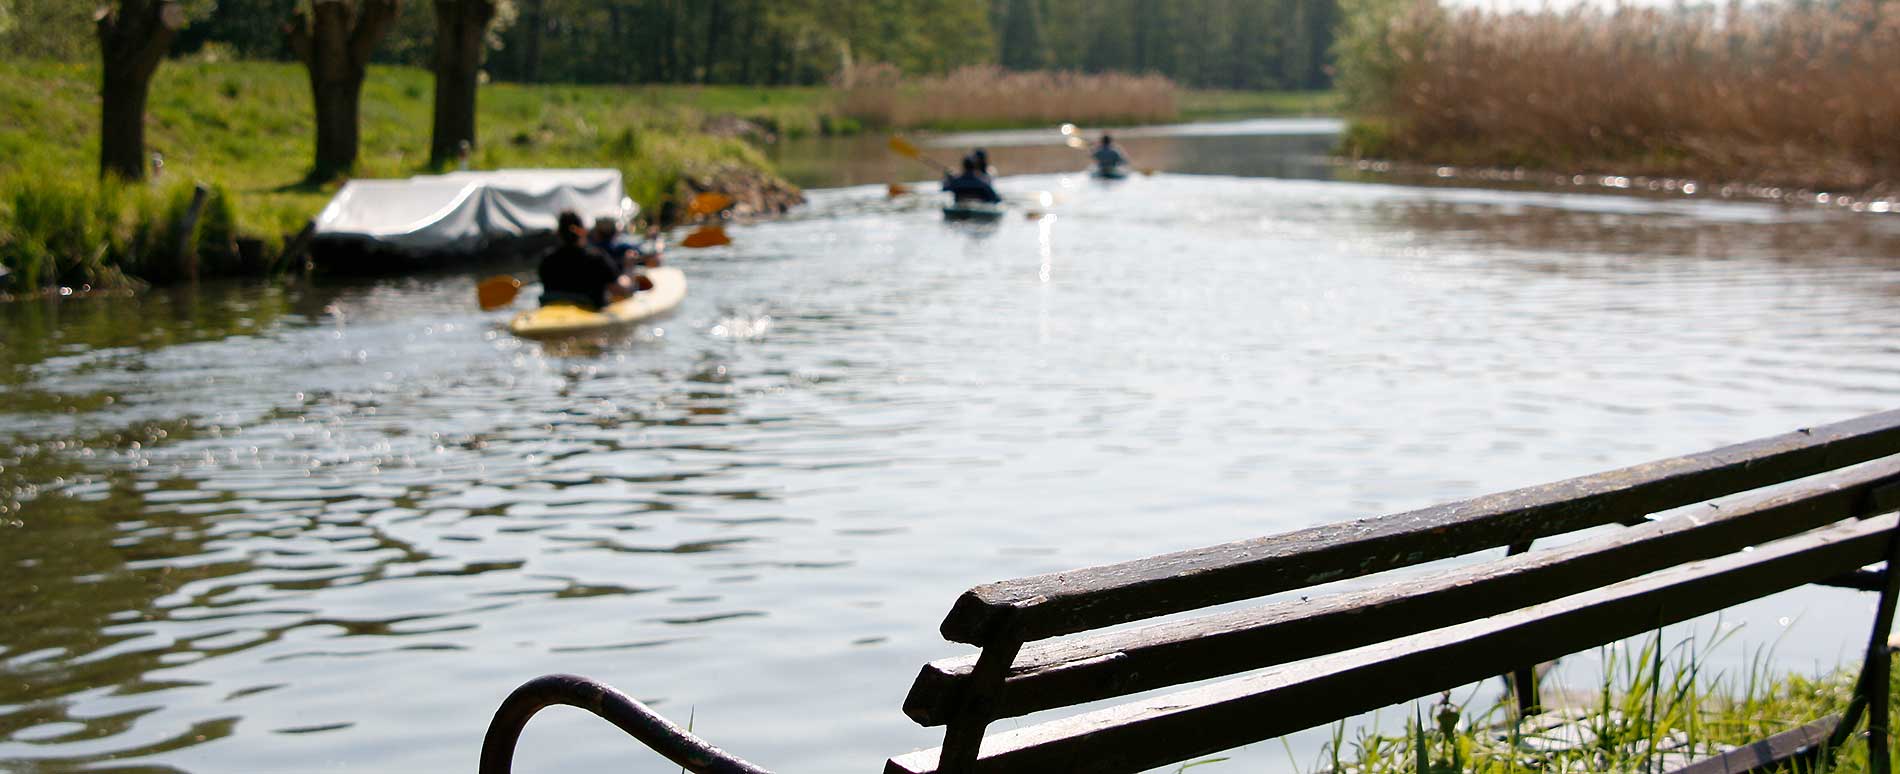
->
(0, 0), (1337, 90)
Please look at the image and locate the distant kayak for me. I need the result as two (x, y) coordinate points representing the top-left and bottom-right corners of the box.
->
(508, 266), (687, 339)
(943, 201), (1007, 221)
(1092, 165), (1130, 180)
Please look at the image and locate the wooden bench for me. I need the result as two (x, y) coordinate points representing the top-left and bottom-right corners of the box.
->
(479, 409), (1900, 774)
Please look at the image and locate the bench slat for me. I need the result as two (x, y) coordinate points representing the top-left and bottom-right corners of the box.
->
(903, 457), (1900, 725)
(939, 410), (1900, 645)
(1665, 714), (1841, 774)
(886, 512), (1899, 774)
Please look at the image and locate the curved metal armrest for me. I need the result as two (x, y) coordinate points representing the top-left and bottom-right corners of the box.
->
(480, 674), (777, 774)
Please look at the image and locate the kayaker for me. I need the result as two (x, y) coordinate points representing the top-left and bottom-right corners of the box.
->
(540, 211), (635, 309)
(942, 157), (1002, 204)
(971, 148), (995, 180)
(590, 217), (644, 273)
(1092, 134), (1130, 172)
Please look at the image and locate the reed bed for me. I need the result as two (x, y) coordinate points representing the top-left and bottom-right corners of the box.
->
(839, 65), (1179, 130)
(1339, 0), (1900, 192)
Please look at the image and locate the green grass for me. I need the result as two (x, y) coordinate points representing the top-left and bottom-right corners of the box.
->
(0, 57), (1340, 286)
(0, 58), (830, 285)
(1300, 632), (1890, 773)
(1179, 89), (1343, 121)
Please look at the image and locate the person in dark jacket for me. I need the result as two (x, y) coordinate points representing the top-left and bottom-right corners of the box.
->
(539, 211), (634, 309)
(1092, 134), (1130, 171)
(971, 148), (995, 180)
(942, 157), (1003, 204)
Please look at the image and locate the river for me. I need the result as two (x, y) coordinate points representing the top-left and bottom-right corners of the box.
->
(3, 119), (1900, 773)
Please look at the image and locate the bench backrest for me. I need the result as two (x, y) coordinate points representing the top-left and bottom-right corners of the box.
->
(887, 409), (1900, 774)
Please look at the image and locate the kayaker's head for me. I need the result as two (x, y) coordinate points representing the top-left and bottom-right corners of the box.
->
(590, 217), (619, 243)
(972, 148), (989, 166)
(1100, 134), (1114, 147)
(961, 156), (980, 175)
(557, 210), (585, 245)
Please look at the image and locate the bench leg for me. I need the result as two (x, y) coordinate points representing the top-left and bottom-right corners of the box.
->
(938, 640), (1023, 774)
(1504, 541), (1542, 718)
(1824, 523), (1900, 773)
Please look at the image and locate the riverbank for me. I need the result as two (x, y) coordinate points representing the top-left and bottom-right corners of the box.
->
(1333, 0), (1900, 199)
(0, 58), (1337, 289)
(0, 59), (811, 289)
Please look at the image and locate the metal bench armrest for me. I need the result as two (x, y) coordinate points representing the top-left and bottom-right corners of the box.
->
(480, 674), (776, 774)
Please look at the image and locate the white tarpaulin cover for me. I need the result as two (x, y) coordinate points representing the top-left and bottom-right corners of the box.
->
(312, 169), (636, 250)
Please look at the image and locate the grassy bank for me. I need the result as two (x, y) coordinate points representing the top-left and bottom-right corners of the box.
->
(0, 58), (818, 288)
(1334, 0), (1900, 194)
(1179, 89), (1343, 122)
(1303, 635), (1890, 773)
(0, 58), (1336, 288)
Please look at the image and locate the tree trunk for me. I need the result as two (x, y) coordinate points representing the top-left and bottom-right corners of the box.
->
(430, 0), (496, 168)
(521, 0), (543, 82)
(288, 0), (401, 184)
(701, 0), (721, 84)
(96, 1), (185, 181)
(99, 63), (157, 181)
(310, 72), (363, 182)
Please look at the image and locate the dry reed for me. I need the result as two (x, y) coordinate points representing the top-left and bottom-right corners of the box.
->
(839, 64), (1179, 129)
(1343, 0), (1900, 191)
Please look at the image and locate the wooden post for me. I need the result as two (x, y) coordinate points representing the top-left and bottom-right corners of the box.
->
(173, 184), (209, 281)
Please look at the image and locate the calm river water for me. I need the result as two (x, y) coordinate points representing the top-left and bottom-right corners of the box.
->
(4, 120), (1900, 773)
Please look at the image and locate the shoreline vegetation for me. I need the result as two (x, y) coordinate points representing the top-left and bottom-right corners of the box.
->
(1292, 634), (1893, 773)
(1334, 0), (1900, 201)
(0, 57), (1333, 292)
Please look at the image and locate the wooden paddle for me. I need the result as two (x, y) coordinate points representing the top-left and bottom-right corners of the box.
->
(477, 275), (523, 311)
(681, 225), (732, 249)
(687, 192), (734, 218)
(888, 182), (912, 197)
(888, 136), (953, 175)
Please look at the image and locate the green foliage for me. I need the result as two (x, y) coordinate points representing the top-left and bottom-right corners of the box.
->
(1301, 631), (1892, 774)
(21, 0), (1340, 92)
(998, 0), (1048, 71)
(0, 59), (805, 284)
(1331, 0), (1432, 113)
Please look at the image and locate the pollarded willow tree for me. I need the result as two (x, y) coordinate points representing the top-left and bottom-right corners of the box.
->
(288, 0), (402, 183)
(429, 0), (499, 168)
(95, 0), (186, 180)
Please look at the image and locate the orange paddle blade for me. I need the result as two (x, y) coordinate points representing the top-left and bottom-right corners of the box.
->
(477, 275), (522, 310)
(888, 183), (912, 197)
(681, 226), (732, 249)
(687, 192), (734, 218)
(888, 135), (922, 159)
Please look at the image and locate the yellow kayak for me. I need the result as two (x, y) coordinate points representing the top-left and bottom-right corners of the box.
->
(508, 267), (687, 339)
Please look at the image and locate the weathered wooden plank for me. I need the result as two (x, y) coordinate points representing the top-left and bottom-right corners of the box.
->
(1665, 715), (1839, 774)
(885, 513), (1899, 774)
(904, 458), (1900, 726)
(938, 410), (1900, 645)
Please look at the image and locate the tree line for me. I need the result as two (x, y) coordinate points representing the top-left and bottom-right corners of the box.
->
(12, 0), (1337, 185)
(6, 0), (1337, 90)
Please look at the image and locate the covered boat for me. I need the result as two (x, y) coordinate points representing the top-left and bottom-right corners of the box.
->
(310, 169), (637, 275)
